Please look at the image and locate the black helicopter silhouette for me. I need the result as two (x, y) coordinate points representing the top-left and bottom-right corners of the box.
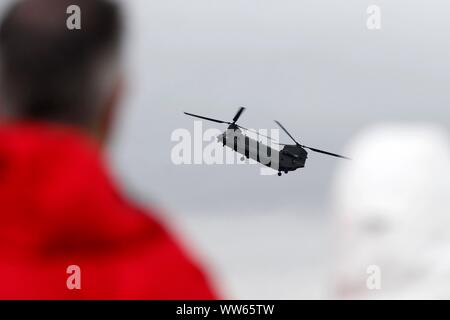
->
(184, 107), (350, 176)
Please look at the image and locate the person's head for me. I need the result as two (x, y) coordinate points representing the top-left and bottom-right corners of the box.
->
(0, 0), (123, 142)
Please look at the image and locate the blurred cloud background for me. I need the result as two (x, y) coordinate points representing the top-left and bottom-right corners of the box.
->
(2, 0), (448, 298)
(108, 0), (450, 299)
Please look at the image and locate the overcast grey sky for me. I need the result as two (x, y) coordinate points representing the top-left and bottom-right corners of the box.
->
(104, 0), (449, 214)
(0, 0), (447, 214)
(0, 0), (448, 299)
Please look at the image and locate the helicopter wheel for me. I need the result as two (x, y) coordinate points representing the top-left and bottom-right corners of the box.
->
(284, 171), (288, 174)
(240, 156), (245, 161)
(278, 172), (282, 176)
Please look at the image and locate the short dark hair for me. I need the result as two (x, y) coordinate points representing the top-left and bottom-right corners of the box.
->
(0, 0), (122, 126)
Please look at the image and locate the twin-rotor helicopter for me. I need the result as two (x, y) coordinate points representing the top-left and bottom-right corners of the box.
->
(184, 107), (350, 176)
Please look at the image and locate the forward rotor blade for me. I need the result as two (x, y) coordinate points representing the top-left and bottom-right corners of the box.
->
(236, 125), (274, 140)
(274, 120), (300, 145)
(184, 112), (231, 124)
(273, 142), (290, 146)
(233, 107), (246, 123)
(303, 146), (351, 160)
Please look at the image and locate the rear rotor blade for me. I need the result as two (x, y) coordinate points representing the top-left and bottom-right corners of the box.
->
(274, 120), (300, 145)
(184, 112), (231, 124)
(232, 107), (246, 123)
(303, 146), (351, 160)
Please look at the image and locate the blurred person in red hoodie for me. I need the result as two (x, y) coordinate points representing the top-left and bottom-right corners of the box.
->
(0, 0), (217, 299)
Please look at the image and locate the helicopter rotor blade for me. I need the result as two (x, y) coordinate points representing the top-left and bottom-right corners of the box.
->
(302, 146), (351, 160)
(184, 112), (231, 125)
(232, 107), (246, 123)
(273, 142), (290, 146)
(274, 120), (300, 145)
(236, 125), (274, 140)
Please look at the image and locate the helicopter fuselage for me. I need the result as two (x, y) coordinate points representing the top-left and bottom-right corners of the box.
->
(218, 127), (307, 175)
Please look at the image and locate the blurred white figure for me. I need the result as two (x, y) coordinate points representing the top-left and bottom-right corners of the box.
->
(333, 123), (450, 299)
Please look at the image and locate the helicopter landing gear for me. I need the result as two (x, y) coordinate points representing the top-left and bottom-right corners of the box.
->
(284, 171), (288, 174)
(278, 172), (282, 176)
(240, 156), (245, 161)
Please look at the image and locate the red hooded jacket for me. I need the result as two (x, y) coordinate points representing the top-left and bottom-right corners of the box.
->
(0, 123), (216, 299)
